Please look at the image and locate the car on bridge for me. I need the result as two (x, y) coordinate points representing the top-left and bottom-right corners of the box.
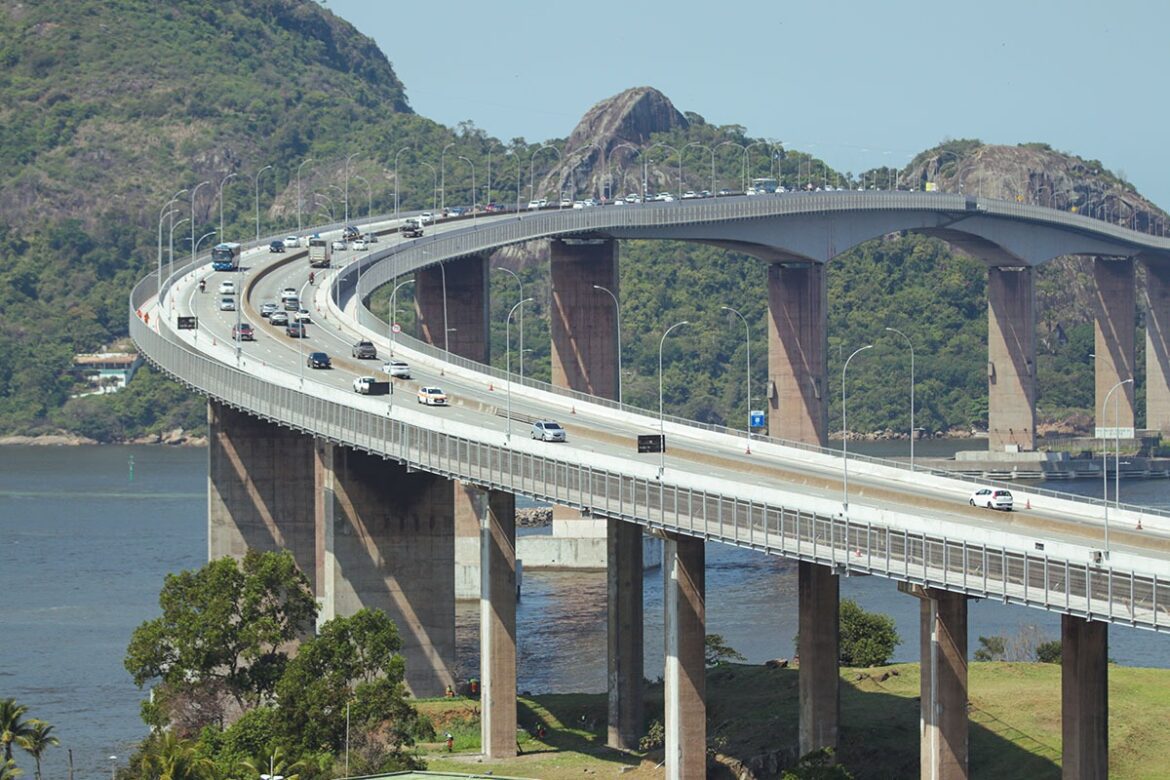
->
(306, 351), (331, 369)
(268, 240), (285, 253)
(352, 239), (368, 251)
(295, 308), (311, 323)
(331, 239), (347, 251)
(286, 321), (306, 338)
(531, 420), (566, 442)
(284, 235), (300, 248)
(231, 323), (254, 341)
(268, 311), (289, 327)
(381, 360), (411, 379)
(417, 386), (448, 406)
(218, 280), (236, 295)
(970, 487), (1013, 511)
(219, 297), (235, 311)
(260, 302), (277, 318)
(351, 340), (377, 359)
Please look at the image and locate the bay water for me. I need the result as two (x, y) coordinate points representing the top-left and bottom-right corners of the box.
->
(2, 443), (1168, 778)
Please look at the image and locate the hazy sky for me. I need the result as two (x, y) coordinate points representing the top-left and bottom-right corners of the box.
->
(327, 0), (1170, 208)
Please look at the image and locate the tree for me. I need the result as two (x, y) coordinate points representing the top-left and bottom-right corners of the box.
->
(838, 600), (900, 667)
(15, 721), (57, 780)
(704, 634), (746, 666)
(781, 747), (854, 779)
(276, 609), (426, 765)
(125, 550), (317, 719)
(0, 759), (23, 780)
(0, 700), (32, 763)
(138, 732), (215, 780)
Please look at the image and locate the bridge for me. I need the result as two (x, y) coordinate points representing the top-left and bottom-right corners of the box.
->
(133, 190), (1170, 778)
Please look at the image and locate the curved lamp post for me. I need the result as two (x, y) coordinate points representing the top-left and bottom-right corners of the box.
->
(658, 320), (690, 478)
(157, 187), (187, 292)
(190, 180), (210, 268)
(495, 266), (524, 377)
(389, 277), (414, 356)
(645, 142), (678, 200)
(353, 174), (372, 224)
(457, 155), (476, 225)
(505, 297), (534, 442)
(682, 141), (714, 196)
(191, 230), (217, 257)
(714, 141), (744, 194)
(167, 217), (189, 286)
(593, 284), (622, 405)
(607, 142), (640, 201)
(343, 152), (360, 225)
(253, 164), (272, 242)
(439, 142), (456, 212)
(393, 146), (412, 221)
(884, 327), (916, 470)
(217, 173), (237, 242)
(418, 161), (438, 213)
(721, 305), (752, 454)
(528, 144), (562, 204)
(296, 158), (314, 235)
(841, 344), (873, 515)
(1101, 377), (1133, 560)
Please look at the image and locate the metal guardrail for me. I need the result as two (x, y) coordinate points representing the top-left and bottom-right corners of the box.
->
(132, 192), (1170, 632)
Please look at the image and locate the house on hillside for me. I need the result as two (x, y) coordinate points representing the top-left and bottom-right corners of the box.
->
(73, 352), (142, 394)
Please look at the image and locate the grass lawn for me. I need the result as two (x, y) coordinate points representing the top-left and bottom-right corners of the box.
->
(414, 662), (1170, 779)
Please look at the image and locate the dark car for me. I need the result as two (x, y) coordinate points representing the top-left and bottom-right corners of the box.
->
(232, 322), (254, 341)
(269, 240), (285, 253)
(342, 225), (360, 240)
(285, 321), (306, 338)
(351, 340), (377, 359)
(307, 351), (331, 369)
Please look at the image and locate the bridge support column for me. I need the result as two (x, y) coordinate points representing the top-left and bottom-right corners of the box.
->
(416, 254), (489, 600)
(919, 588), (968, 780)
(1144, 259), (1170, 433)
(314, 442), (455, 697)
(663, 533), (705, 779)
(207, 401), (316, 574)
(799, 562), (839, 756)
(548, 237), (645, 748)
(1062, 615), (1108, 779)
(987, 266), (1036, 451)
(1094, 258), (1136, 436)
(607, 518), (644, 750)
(767, 263), (828, 445)
(480, 490), (517, 759)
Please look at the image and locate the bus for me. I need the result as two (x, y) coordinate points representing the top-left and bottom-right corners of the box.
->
(307, 237), (330, 268)
(210, 242), (242, 271)
(746, 178), (779, 195)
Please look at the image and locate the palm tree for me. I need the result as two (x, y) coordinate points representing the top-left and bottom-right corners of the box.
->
(0, 700), (33, 764)
(15, 721), (58, 780)
(0, 758), (24, 780)
(140, 732), (214, 780)
(242, 747), (302, 780)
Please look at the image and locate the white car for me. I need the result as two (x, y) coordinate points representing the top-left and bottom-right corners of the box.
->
(331, 239), (347, 251)
(218, 280), (236, 295)
(381, 360), (411, 379)
(527, 199), (543, 210)
(420, 212), (434, 224)
(417, 386), (448, 406)
(218, 297), (235, 311)
(531, 420), (566, 442)
(281, 287), (297, 301)
(352, 239), (368, 251)
(296, 308), (311, 323)
(970, 487), (1014, 511)
(283, 235), (300, 248)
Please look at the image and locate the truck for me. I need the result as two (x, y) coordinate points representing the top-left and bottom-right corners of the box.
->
(307, 237), (330, 268)
(402, 217), (424, 238)
(352, 376), (390, 395)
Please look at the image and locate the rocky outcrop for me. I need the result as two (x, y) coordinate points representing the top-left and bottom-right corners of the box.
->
(539, 87), (690, 199)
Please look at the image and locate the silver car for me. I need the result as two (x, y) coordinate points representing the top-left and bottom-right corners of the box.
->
(531, 420), (566, 442)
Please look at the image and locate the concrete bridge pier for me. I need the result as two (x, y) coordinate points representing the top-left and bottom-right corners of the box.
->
(314, 442), (456, 697)
(1144, 258), (1170, 432)
(480, 490), (518, 758)
(207, 401), (317, 575)
(1093, 257), (1136, 435)
(799, 562), (840, 756)
(548, 237), (646, 749)
(916, 587), (969, 780)
(1062, 615), (1108, 779)
(663, 533), (705, 779)
(987, 266), (1037, 451)
(766, 262), (828, 444)
(415, 254), (489, 600)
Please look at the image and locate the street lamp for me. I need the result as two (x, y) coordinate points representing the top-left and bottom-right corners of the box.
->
(457, 155), (476, 225)
(721, 305), (752, 454)
(168, 216), (189, 287)
(743, 141), (767, 192)
(593, 284), (622, 406)
(645, 142), (678, 200)
(714, 140), (744, 194)
(393, 146), (412, 220)
(607, 142), (640, 202)
(344, 151), (360, 225)
(157, 187), (187, 293)
(884, 327), (916, 470)
(841, 344), (874, 516)
(296, 158), (314, 235)
(253, 164), (273, 242)
(389, 278), (414, 356)
(529, 144), (562, 204)
(218, 173), (237, 242)
(495, 266), (524, 377)
(191, 230), (217, 257)
(682, 141), (713, 196)
(418, 161), (437, 213)
(190, 180), (210, 268)
(506, 297), (534, 442)
(658, 321), (690, 478)
(108, 755), (116, 780)
(440, 142), (456, 212)
(1101, 377), (1133, 560)
(353, 174), (372, 223)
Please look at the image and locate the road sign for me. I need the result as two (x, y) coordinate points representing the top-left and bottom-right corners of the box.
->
(749, 410), (765, 428)
(392, 323), (402, 333)
(637, 434), (664, 453)
(177, 316), (197, 330)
